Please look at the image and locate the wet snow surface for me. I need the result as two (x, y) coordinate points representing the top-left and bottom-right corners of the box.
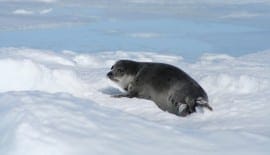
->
(0, 47), (269, 155)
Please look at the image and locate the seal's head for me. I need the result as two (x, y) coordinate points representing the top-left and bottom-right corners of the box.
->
(107, 60), (139, 90)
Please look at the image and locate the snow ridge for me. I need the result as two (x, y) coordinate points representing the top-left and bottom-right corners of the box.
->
(0, 47), (270, 155)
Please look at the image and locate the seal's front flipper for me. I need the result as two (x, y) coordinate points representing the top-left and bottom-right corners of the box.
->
(112, 93), (136, 98)
(112, 94), (127, 98)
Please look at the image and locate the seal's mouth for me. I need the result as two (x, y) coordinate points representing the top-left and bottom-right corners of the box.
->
(107, 72), (119, 82)
(110, 77), (119, 82)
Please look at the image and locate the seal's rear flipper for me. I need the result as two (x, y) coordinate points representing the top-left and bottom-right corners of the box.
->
(196, 97), (213, 111)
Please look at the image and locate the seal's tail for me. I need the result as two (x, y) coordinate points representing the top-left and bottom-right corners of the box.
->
(196, 97), (213, 111)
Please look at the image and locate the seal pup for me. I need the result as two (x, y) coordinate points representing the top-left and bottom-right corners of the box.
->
(107, 60), (212, 116)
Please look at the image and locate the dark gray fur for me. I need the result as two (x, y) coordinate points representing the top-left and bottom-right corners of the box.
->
(107, 60), (212, 117)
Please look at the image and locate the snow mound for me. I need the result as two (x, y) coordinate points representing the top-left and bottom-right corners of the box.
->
(0, 47), (270, 154)
(201, 74), (268, 94)
(0, 56), (86, 97)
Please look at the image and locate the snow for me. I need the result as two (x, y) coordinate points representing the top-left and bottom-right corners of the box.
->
(39, 8), (53, 15)
(12, 9), (34, 15)
(0, 47), (270, 155)
(12, 8), (53, 16)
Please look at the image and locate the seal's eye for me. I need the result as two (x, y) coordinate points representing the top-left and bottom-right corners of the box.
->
(111, 66), (114, 70)
(117, 69), (124, 73)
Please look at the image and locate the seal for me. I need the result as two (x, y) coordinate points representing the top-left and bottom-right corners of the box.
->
(107, 60), (212, 116)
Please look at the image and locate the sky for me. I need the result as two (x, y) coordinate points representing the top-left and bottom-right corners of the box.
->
(0, 0), (270, 59)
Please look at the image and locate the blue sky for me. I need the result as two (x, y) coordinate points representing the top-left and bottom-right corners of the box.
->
(0, 0), (270, 60)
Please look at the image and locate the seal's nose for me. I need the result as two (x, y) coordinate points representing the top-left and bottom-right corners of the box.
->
(107, 72), (113, 78)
